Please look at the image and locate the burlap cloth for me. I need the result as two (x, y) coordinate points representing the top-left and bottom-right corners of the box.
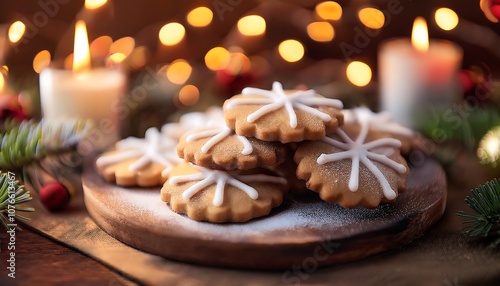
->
(21, 167), (500, 286)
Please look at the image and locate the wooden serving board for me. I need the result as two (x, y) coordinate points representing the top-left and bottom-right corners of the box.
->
(82, 157), (446, 270)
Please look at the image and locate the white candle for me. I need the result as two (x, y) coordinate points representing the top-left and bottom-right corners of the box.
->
(379, 17), (462, 128)
(40, 20), (126, 149)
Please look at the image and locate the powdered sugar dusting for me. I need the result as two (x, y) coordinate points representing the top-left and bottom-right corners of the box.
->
(84, 157), (445, 244)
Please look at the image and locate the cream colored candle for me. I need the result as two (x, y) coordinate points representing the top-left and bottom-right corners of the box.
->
(379, 17), (462, 128)
(40, 20), (126, 149)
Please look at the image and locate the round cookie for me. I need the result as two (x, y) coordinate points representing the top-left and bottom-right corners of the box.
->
(294, 123), (409, 208)
(96, 127), (182, 187)
(177, 124), (287, 171)
(342, 107), (415, 154)
(223, 81), (344, 143)
(161, 162), (288, 223)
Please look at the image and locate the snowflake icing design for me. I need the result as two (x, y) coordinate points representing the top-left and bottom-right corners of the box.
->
(96, 127), (181, 177)
(316, 123), (407, 200)
(162, 107), (224, 140)
(186, 124), (253, 155)
(169, 164), (287, 207)
(343, 107), (414, 137)
(225, 81), (343, 128)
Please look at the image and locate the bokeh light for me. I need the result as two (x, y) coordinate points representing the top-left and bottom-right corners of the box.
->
(478, 126), (500, 167)
(307, 22), (335, 42)
(159, 22), (186, 46)
(8, 21), (25, 43)
(237, 15), (266, 36)
(178, 85), (200, 106)
(108, 52), (127, 64)
(435, 8), (459, 31)
(90, 35), (113, 58)
(346, 61), (372, 87)
(129, 46), (149, 69)
(85, 0), (107, 9)
(358, 7), (385, 29)
(187, 7), (213, 27)
(278, 40), (305, 63)
(33, 50), (51, 74)
(315, 1), (342, 21)
(205, 47), (231, 71)
(167, 59), (192, 85)
(110, 37), (135, 57)
(225, 52), (251, 75)
(64, 54), (74, 70)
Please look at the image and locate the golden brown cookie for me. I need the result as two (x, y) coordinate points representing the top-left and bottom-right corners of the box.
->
(267, 153), (310, 196)
(177, 125), (286, 171)
(96, 127), (182, 187)
(161, 162), (288, 223)
(294, 123), (409, 208)
(342, 107), (415, 154)
(223, 81), (344, 143)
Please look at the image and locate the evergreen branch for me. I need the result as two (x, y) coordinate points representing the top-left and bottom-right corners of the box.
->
(0, 119), (92, 170)
(457, 178), (500, 248)
(0, 171), (34, 230)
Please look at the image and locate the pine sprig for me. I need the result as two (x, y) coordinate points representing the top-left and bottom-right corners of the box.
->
(0, 119), (92, 169)
(457, 178), (500, 247)
(0, 171), (34, 230)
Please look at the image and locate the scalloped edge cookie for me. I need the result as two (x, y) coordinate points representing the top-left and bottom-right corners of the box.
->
(161, 163), (288, 222)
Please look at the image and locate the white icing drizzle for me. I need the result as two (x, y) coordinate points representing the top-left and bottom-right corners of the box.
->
(316, 123), (407, 200)
(169, 164), (287, 207)
(162, 107), (224, 140)
(185, 125), (253, 155)
(96, 127), (181, 177)
(225, 81), (343, 128)
(342, 107), (414, 137)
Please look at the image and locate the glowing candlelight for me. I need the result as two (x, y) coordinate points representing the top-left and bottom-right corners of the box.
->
(379, 17), (463, 128)
(73, 20), (91, 72)
(40, 20), (126, 149)
(411, 17), (429, 52)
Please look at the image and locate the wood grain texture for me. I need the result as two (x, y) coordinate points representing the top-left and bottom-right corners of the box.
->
(83, 157), (447, 270)
(0, 227), (133, 286)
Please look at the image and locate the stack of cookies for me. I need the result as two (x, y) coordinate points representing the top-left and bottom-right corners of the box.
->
(96, 81), (413, 223)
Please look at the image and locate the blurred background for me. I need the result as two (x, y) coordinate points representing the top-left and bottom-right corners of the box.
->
(0, 0), (499, 147)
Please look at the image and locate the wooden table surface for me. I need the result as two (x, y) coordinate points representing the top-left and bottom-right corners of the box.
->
(0, 150), (498, 286)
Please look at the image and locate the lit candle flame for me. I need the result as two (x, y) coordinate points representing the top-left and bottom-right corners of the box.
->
(0, 73), (5, 93)
(73, 20), (91, 72)
(411, 17), (429, 52)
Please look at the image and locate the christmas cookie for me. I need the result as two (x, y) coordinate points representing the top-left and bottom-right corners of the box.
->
(267, 155), (310, 196)
(294, 123), (409, 208)
(162, 107), (223, 140)
(223, 81), (344, 143)
(342, 107), (415, 154)
(177, 122), (287, 170)
(161, 162), (288, 222)
(96, 127), (182, 187)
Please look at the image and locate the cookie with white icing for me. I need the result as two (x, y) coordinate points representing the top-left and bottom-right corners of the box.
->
(162, 107), (223, 141)
(161, 162), (288, 222)
(223, 81), (344, 143)
(294, 123), (409, 208)
(342, 107), (415, 154)
(177, 122), (287, 171)
(96, 127), (182, 187)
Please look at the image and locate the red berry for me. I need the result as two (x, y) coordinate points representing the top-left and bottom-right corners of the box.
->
(490, 4), (500, 20)
(458, 71), (474, 93)
(40, 183), (70, 211)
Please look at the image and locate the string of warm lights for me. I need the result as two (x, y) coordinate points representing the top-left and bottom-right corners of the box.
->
(2, 0), (465, 108)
